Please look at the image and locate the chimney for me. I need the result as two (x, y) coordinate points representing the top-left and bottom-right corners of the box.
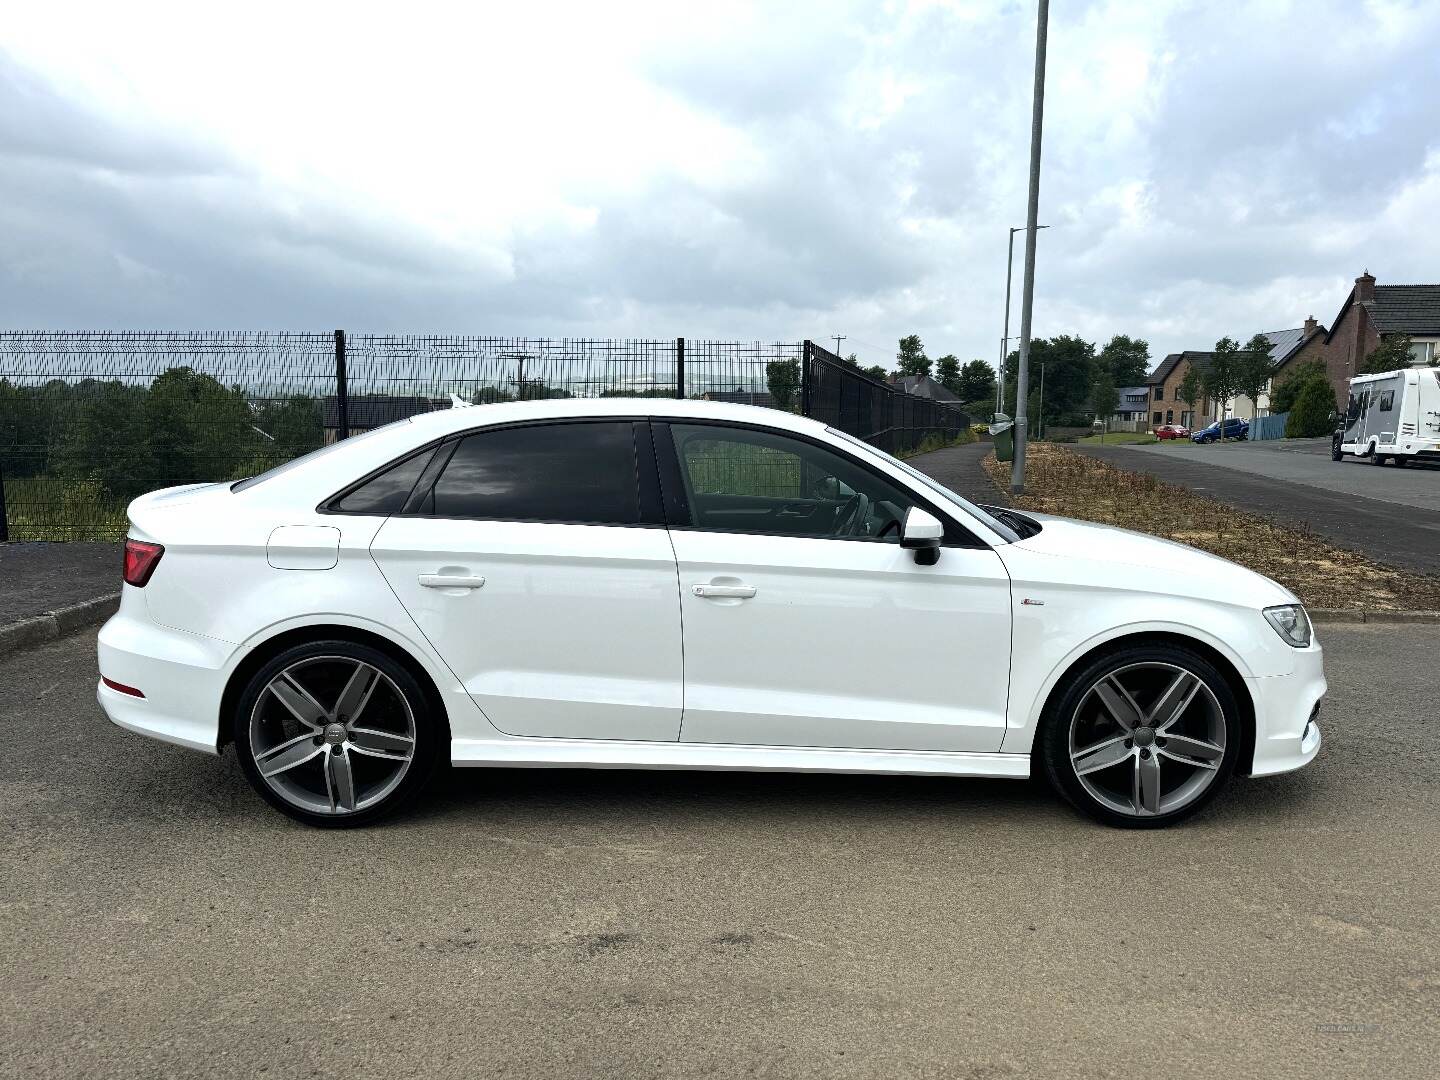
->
(1354, 271), (1376, 302)
(1303, 315), (1318, 335)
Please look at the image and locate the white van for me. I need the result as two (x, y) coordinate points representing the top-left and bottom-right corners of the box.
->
(1332, 367), (1440, 465)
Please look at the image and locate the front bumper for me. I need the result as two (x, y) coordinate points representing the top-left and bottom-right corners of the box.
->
(1244, 641), (1326, 776)
(96, 595), (233, 755)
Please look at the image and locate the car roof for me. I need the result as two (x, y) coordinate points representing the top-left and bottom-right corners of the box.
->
(403, 396), (829, 438)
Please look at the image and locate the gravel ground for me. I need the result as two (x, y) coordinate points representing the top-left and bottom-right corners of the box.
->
(2, 626), (1436, 1079)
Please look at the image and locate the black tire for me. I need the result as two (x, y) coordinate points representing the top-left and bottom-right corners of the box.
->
(1370, 448), (1386, 466)
(1392, 456), (1407, 468)
(1331, 440), (1343, 462)
(233, 639), (443, 827)
(1037, 643), (1242, 829)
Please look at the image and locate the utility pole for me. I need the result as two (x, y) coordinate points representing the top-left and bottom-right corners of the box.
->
(1011, 0), (1049, 495)
(831, 335), (846, 359)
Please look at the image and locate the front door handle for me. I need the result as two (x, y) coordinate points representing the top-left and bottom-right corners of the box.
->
(691, 583), (757, 599)
(418, 573), (486, 590)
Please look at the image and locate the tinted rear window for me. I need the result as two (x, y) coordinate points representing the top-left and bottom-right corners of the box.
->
(429, 422), (639, 525)
(332, 448), (434, 515)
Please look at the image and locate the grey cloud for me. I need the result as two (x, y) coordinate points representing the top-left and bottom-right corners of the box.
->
(3, 1), (1440, 368)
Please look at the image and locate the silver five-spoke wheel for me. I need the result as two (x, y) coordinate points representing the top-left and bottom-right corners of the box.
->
(249, 656), (417, 816)
(1068, 662), (1226, 819)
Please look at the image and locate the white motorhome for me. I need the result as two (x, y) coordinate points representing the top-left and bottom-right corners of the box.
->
(1333, 367), (1440, 465)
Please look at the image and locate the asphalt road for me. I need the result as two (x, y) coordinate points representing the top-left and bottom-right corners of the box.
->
(1120, 437), (1440, 513)
(4, 628), (1437, 1079)
(0, 542), (121, 625)
(1076, 440), (1440, 576)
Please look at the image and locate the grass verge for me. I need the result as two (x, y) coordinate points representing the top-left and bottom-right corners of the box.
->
(984, 443), (1440, 612)
(1074, 431), (1158, 446)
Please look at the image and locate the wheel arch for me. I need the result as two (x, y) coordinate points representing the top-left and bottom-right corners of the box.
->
(218, 624), (453, 750)
(1030, 630), (1258, 777)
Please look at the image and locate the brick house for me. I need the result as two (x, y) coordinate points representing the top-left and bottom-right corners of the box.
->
(1297, 272), (1440, 407)
(1144, 324), (1327, 429)
(1230, 320), (1327, 418)
(1145, 352), (1213, 430)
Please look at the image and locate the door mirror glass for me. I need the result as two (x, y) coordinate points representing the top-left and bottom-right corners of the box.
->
(901, 506), (943, 565)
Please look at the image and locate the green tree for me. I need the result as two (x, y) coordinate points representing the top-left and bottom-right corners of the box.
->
(1270, 359), (1328, 415)
(955, 359), (995, 405)
(1177, 366), (1203, 426)
(935, 355), (961, 394)
(1286, 377), (1338, 437)
(1359, 334), (1415, 374)
(896, 335), (931, 378)
(1003, 335), (1097, 429)
(1234, 334), (1274, 418)
(1098, 334), (1151, 386)
(1088, 361), (1118, 442)
(143, 367), (256, 482)
(1201, 338), (1242, 439)
(766, 358), (801, 411)
(251, 395), (323, 467)
(55, 379), (153, 494)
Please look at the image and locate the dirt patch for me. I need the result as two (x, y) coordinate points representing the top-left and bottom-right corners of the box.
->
(984, 443), (1440, 611)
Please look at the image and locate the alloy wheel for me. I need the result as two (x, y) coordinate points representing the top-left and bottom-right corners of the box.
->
(1068, 662), (1226, 818)
(249, 656), (417, 816)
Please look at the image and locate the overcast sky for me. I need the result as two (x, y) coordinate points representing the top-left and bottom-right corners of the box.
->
(3, 0), (1438, 370)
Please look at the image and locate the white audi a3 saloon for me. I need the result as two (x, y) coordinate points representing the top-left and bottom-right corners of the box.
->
(97, 398), (1324, 828)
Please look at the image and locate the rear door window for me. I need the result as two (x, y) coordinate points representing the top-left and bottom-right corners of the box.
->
(426, 422), (639, 525)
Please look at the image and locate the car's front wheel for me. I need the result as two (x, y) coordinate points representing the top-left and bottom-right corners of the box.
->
(1037, 644), (1241, 828)
(233, 640), (442, 827)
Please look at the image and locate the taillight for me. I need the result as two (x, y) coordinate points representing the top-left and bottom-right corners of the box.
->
(123, 539), (165, 587)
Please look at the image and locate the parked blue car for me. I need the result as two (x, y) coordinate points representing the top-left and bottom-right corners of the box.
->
(1191, 417), (1250, 443)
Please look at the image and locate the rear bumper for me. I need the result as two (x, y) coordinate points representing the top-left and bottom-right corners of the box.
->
(96, 596), (233, 755)
(1245, 643), (1326, 777)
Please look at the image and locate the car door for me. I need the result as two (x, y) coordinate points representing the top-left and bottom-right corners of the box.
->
(369, 419), (684, 743)
(656, 421), (1013, 754)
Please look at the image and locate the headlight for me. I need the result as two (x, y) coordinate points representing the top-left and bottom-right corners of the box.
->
(1263, 604), (1312, 648)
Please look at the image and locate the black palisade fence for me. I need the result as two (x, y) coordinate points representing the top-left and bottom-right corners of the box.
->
(0, 332), (970, 540)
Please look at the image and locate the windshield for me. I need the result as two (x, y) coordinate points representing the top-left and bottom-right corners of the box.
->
(824, 428), (1020, 543)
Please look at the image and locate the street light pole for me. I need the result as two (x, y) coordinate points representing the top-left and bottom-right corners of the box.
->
(1037, 362), (1046, 440)
(998, 232), (1016, 417)
(1010, 0), (1049, 495)
(999, 223), (1048, 417)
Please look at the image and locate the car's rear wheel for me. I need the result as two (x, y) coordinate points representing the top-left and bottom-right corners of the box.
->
(1038, 644), (1240, 828)
(233, 640), (442, 827)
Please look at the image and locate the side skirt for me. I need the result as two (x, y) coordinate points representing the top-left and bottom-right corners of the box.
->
(450, 738), (1031, 779)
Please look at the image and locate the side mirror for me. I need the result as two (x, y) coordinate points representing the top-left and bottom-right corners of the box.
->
(901, 506), (943, 566)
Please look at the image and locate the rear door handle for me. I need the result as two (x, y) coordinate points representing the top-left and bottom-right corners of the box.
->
(691, 583), (757, 599)
(418, 573), (486, 590)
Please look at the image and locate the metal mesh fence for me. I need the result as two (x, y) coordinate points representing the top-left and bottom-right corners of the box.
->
(0, 331), (335, 539)
(0, 332), (969, 539)
(806, 342), (971, 455)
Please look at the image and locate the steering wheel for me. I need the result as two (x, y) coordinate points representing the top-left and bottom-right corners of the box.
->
(835, 492), (872, 536)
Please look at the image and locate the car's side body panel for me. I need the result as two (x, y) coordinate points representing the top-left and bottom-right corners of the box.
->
(370, 516), (685, 743)
(669, 529), (1013, 752)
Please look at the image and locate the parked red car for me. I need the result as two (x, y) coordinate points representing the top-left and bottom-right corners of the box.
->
(1154, 423), (1190, 440)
